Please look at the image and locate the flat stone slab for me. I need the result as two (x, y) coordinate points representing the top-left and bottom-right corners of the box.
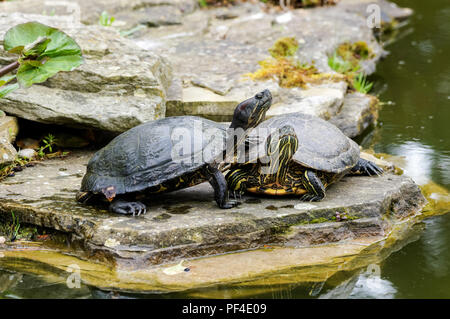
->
(0, 151), (425, 268)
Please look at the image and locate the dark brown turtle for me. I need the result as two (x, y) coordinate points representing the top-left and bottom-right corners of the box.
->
(76, 90), (272, 215)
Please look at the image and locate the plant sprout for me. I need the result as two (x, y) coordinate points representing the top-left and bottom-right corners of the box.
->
(353, 72), (374, 94)
(99, 11), (115, 27)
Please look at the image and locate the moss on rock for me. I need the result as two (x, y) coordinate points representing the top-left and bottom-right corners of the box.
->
(269, 37), (299, 58)
(336, 41), (375, 67)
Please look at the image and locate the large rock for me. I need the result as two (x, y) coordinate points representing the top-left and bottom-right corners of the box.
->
(0, 13), (172, 132)
(329, 92), (379, 137)
(0, 112), (19, 166)
(129, 0), (411, 136)
(0, 136), (16, 166)
(0, 220), (424, 294)
(0, 150), (426, 270)
(0, 112), (19, 143)
(0, 0), (198, 26)
(0, 1), (412, 136)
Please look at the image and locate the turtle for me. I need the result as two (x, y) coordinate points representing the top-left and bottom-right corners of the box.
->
(225, 112), (383, 201)
(76, 89), (272, 215)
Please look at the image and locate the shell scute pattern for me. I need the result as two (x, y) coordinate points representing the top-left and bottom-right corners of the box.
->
(80, 116), (228, 195)
(246, 113), (360, 174)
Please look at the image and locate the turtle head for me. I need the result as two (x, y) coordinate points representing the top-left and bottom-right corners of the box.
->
(230, 89), (272, 130)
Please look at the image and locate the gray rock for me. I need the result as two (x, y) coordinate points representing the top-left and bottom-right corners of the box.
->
(339, 0), (414, 23)
(0, 85), (165, 132)
(0, 0), (198, 25)
(0, 136), (16, 165)
(329, 92), (379, 138)
(0, 114), (19, 143)
(0, 150), (426, 267)
(0, 13), (172, 132)
(115, 5), (184, 29)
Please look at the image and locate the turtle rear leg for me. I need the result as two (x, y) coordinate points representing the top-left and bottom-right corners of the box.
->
(300, 170), (326, 202)
(109, 200), (147, 216)
(204, 164), (238, 209)
(226, 165), (254, 200)
(350, 158), (383, 176)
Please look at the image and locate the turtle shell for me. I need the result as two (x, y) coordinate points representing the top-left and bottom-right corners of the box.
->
(244, 113), (360, 174)
(81, 116), (228, 195)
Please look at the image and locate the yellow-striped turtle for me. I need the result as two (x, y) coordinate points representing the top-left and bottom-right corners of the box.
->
(76, 90), (272, 215)
(226, 112), (382, 201)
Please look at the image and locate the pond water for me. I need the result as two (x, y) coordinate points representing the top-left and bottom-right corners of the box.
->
(352, 0), (450, 299)
(1, 0), (449, 299)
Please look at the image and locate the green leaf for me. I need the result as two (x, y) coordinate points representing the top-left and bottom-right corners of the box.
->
(22, 36), (51, 57)
(99, 11), (115, 27)
(0, 83), (19, 98)
(17, 55), (83, 87)
(4, 22), (82, 58)
(0, 74), (16, 86)
(100, 11), (108, 26)
(7, 46), (24, 54)
(3, 22), (83, 87)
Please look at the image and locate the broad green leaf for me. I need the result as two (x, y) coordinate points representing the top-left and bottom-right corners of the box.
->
(22, 36), (51, 57)
(3, 22), (82, 58)
(17, 54), (83, 87)
(0, 82), (19, 98)
(3, 22), (83, 87)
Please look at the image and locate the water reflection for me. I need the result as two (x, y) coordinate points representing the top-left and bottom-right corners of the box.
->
(420, 217), (449, 278)
(318, 267), (398, 299)
(348, 272), (397, 299)
(0, 269), (91, 299)
(387, 141), (434, 185)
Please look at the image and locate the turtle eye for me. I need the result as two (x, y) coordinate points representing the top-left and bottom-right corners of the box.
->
(255, 92), (263, 99)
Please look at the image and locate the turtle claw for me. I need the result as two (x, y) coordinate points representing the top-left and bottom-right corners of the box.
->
(229, 190), (244, 201)
(110, 201), (147, 216)
(220, 199), (239, 209)
(363, 161), (383, 176)
(352, 159), (383, 176)
(300, 193), (324, 202)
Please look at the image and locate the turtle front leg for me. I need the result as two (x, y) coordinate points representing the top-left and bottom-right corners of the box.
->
(205, 164), (238, 209)
(350, 158), (383, 176)
(109, 200), (147, 216)
(300, 170), (326, 202)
